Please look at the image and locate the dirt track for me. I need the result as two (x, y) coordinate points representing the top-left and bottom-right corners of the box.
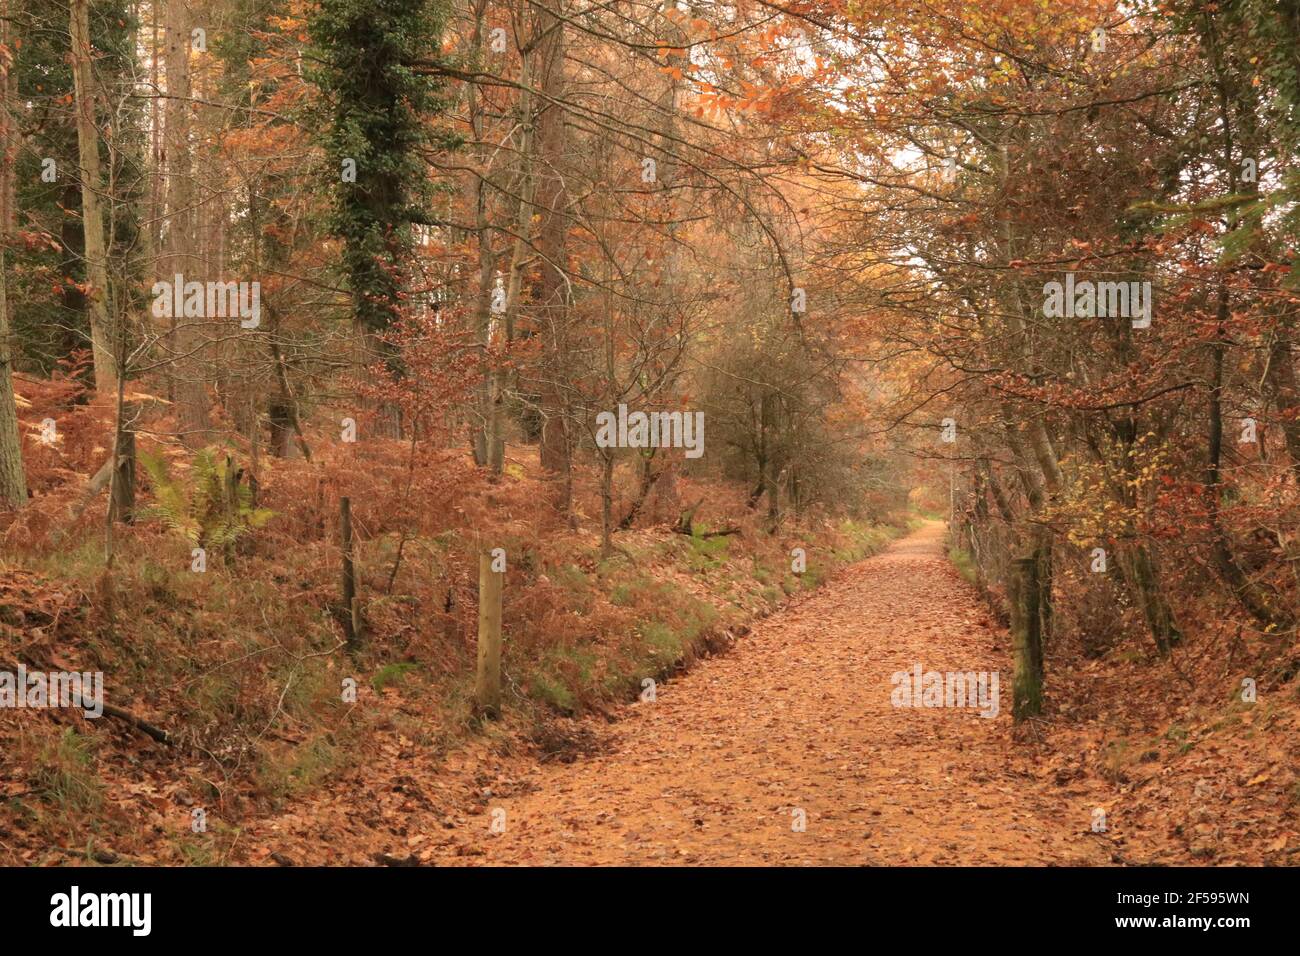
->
(422, 521), (1113, 865)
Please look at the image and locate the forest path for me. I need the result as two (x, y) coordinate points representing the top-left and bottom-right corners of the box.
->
(421, 521), (1114, 865)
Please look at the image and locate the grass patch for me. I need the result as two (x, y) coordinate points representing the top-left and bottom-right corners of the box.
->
(372, 662), (418, 693)
(948, 546), (979, 586)
(641, 620), (686, 660)
(686, 531), (730, 571)
(254, 733), (345, 805)
(31, 728), (103, 817)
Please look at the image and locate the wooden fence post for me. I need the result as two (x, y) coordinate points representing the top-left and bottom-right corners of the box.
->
(475, 549), (503, 717)
(340, 496), (358, 648)
(1011, 555), (1044, 721)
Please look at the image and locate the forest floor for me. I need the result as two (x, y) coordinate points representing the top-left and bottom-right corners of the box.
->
(11, 511), (1291, 867)
(235, 521), (1134, 865)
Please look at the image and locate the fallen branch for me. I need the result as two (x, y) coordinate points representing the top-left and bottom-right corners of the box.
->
(695, 526), (742, 539)
(0, 657), (173, 746)
(100, 702), (173, 745)
(671, 499), (740, 538)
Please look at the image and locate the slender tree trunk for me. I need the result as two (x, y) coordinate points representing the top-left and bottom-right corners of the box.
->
(1116, 541), (1182, 654)
(1264, 330), (1300, 481)
(0, 244), (23, 508)
(146, 0), (162, 259)
(492, 30), (538, 474)
(262, 301), (310, 459)
(534, 3), (571, 507)
(0, 2), (27, 508)
(1206, 321), (1295, 631)
(600, 450), (613, 557)
(1098, 414), (1184, 654)
(619, 450), (661, 530)
(1196, 8), (1294, 633)
(70, 0), (118, 394)
(108, 413), (135, 524)
(163, 0), (210, 445)
(465, 0), (507, 474)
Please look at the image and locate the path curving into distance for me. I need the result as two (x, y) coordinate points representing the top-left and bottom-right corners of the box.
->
(424, 521), (1113, 866)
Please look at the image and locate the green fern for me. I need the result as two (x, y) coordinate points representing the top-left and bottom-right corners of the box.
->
(139, 448), (273, 551)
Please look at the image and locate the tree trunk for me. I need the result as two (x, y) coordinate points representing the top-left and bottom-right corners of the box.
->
(466, 0), (506, 474)
(263, 300), (310, 459)
(619, 450), (661, 530)
(108, 421), (135, 524)
(491, 34), (539, 475)
(0, 3), (27, 508)
(69, 0), (118, 394)
(0, 244), (24, 508)
(1264, 329), (1300, 482)
(534, 3), (571, 505)
(1206, 321), (1295, 631)
(1116, 542), (1182, 655)
(600, 451), (613, 557)
(163, 0), (210, 445)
